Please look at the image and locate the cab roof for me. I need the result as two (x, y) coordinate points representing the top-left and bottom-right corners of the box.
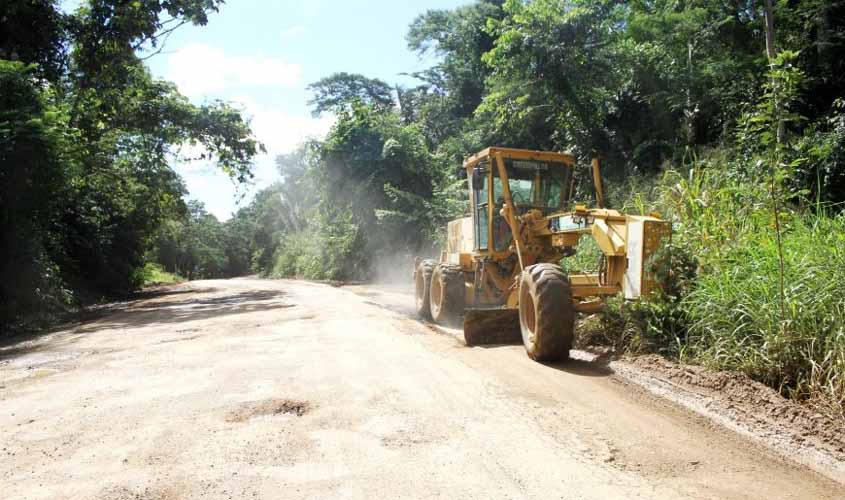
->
(463, 147), (576, 169)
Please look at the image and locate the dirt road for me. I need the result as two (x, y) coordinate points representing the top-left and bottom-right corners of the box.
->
(2, 279), (842, 499)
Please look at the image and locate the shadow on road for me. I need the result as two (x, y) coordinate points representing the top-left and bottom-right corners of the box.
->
(469, 343), (614, 378)
(74, 289), (293, 335)
(541, 355), (614, 377)
(347, 285), (614, 379)
(0, 287), (293, 361)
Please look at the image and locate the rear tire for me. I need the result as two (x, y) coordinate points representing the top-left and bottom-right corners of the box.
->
(414, 259), (436, 319)
(430, 264), (465, 325)
(518, 263), (574, 361)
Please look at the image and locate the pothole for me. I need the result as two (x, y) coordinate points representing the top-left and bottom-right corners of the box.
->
(226, 398), (311, 422)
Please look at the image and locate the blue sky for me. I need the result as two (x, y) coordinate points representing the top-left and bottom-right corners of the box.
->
(125, 0), (471, 219)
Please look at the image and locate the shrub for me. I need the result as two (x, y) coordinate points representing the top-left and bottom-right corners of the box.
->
(595, 240), (698, 356)
(269, 210), (368, 282)
(139, 263), (182, 286)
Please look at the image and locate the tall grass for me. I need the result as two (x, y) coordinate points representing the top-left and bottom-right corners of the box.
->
(684, 214), (845, 417)
(600, 159), (845, 420)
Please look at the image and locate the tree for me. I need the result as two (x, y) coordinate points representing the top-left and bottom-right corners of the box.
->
(1, 0), (260, 331)
(0, 0), (66, 81)
(317, 104), (437, 256)
(153, 202), (228, 279)
(407, 1), (504, 119)
(307, 72), (394, 116)
(0, 61), (70, 325)
(763, 0), (785, 144)
(274, 144), (320, 233)
(56, 0), (260, 294)
(405, 1), (505, 148)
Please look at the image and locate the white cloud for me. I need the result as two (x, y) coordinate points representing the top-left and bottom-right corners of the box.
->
(174, 165), (245, 220)
(230, 95), (335, 158)
(171, 97), (335, 220)
(280, 25), (307, 39)
(166, 43), (302, 98)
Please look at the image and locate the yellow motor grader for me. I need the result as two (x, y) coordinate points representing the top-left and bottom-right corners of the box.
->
(414, 147), (670, 361)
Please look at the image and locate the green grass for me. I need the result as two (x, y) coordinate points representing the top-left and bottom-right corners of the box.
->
(141, 263), (183, 286)
(684, 213), (845, 418)
(596, 158), (845, 421)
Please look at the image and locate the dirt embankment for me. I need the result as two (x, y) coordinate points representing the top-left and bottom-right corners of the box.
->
(609, 354), (845, 481)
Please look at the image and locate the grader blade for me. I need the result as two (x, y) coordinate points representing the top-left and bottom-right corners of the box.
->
(463, 308), (521, 346)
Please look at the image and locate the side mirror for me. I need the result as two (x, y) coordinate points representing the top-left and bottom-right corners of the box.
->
(472, 167), (483, 191)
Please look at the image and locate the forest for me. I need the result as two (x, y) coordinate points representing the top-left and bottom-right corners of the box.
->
(2, 1), (844, 418)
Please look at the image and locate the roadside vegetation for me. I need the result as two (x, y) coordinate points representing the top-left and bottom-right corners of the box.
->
(3, 1), (844, 418)
(140, 263), (183, 286)
(1, 1), (260, 333)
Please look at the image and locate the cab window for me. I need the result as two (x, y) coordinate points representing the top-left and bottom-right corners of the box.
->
(472, 163), (489, 250)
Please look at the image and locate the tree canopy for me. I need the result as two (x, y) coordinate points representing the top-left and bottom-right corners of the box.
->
(307, 72), (395, 116)
(1, 0), (260, 330)
(221, 0), (845, 285)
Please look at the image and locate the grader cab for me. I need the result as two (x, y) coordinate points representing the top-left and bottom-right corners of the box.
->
(414, 147), (670, 361)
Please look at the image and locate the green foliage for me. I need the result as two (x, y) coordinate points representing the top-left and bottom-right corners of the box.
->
(595, 151), (845, 419)
(270, 210), (367, 281)
(596, 240), (698, 356)
(270, 232), (327, 280)
(794, 99), (845, 205)
(0, 0), (66, 81)
(685, 214), (845, 400)
(407, 0), (504, 127)
(140, 262), (182, 286)
(154, 201), (229, 279)
(307, 72), (395, 116)
(0, 61), (73, 328)
(312, 104), (438, 275)
(1, 0), (259, 332)
(479, 0), (625, 154)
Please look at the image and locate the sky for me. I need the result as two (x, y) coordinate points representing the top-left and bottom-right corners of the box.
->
(119, 0), (471, 220)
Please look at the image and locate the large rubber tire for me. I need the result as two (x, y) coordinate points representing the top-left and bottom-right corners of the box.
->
(430, 264), (465, 326)
(518, 263), (574, 361)
(414, 259), (436, 319)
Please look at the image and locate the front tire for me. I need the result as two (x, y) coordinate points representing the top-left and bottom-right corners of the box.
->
(430, 264), (465, 325)
(518, 263), (574, 361)
(414, 259), (436, 319)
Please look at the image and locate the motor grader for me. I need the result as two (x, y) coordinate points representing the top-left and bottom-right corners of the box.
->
(414, 147), (670, 361)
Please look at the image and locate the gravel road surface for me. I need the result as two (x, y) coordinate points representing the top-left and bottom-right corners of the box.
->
(2, 278), (842, 499)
